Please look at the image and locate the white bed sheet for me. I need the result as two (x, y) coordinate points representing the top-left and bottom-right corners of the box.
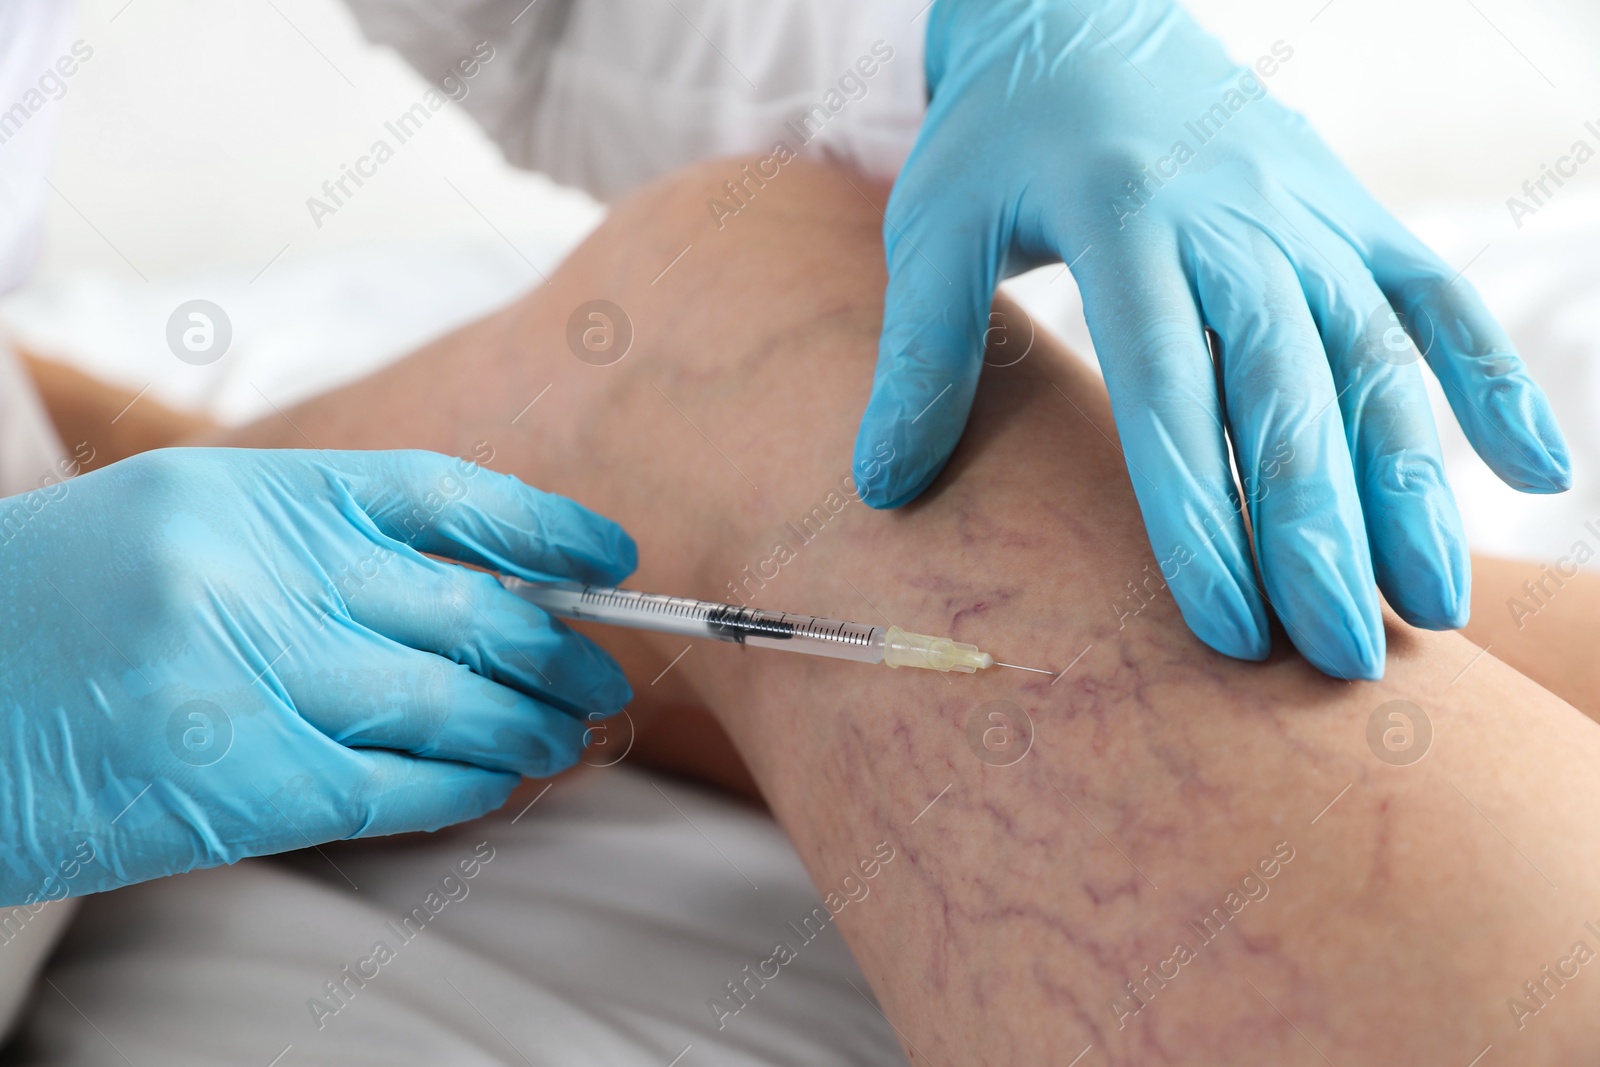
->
(7, 766), (904, 1065)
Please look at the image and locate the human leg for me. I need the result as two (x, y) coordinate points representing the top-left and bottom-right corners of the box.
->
(214, 157), (1600, 1064)
(1464, 555), (1600, 719)
(21, 349), (215, 471)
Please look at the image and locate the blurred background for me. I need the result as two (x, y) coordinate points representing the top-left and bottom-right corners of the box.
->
(6, 0), (1600, 560)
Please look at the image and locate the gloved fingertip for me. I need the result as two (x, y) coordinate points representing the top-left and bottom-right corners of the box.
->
(599, 529), (640, 583)
(854, 345), (973, 511)
(1196, 614), (1272, 663)
(1390, 584), (1469, 632)
(852, 409), (925, 510)
(857, 486), (898, 510)
(851, 458), (898, 510)
(1265, 548), (1386, 680)
(1532, 441), (1572, 494)
(1299, 613), (1385, 681)
(1533, 392), (1572, 483)
(1374, 498), (1472, 632)
(1350, 640), (1386, 682)
(1506, 468), (1570, 496)
(598, 672), (634, 716)
(856, 466), (941, 511)
(1412, 600), (1471, 632)
(1176, 577), (1271, 664)
(1302, 639), (1383, 681)
(852, 409), (950, 509)
(524, 734), (585, 779)
(466, 770), (522, 815)
(414, 765), (521, 829)
(570, 643), (634, 718)
(1512, 429), (1571, 494)
(563, 505), (639, 584)
(1473, 380), (1572, 494)
(1389, 561), (1470, 632)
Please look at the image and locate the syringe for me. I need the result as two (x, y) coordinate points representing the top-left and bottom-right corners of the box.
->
(500, 578), (995, 673)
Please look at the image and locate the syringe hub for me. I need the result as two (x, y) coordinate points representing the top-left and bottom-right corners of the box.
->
(882, 626), (995, 673)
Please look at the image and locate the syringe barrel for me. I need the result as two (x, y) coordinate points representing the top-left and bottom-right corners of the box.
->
(503, 580), (887, 665)
(508, 580), (717, 640)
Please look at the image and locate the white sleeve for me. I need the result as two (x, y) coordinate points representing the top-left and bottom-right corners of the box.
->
(0, 0), (79, 296)
(342, 0), (929, 201)
(0, 1), (76, 497)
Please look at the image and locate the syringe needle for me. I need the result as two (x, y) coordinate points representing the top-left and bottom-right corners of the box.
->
(994, 662), (1055, 675)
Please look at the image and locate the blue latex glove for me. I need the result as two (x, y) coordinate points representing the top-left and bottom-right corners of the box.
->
(854, 0), (1570, 679)
(0, 448), (636, 905)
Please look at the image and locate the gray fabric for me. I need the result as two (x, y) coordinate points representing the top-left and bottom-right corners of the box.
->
(5, 766), (901, 1065)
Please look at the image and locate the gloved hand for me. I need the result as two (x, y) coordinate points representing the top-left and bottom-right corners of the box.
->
(0, 448), (636, 905)
(853, 0), (1569, 679)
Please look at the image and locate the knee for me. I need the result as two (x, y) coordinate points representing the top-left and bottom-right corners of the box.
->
(586, 155), (889, 296)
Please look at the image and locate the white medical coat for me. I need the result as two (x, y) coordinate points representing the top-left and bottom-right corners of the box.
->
(341, 0), (929, 199)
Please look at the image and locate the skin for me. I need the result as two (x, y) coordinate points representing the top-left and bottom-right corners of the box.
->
(1464, 557), (1600, 721)
(180, 157), (1600, 1063)
(19, 349), (214, 474)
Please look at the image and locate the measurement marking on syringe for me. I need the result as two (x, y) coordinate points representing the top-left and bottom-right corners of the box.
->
(503, 578), (993, 673)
